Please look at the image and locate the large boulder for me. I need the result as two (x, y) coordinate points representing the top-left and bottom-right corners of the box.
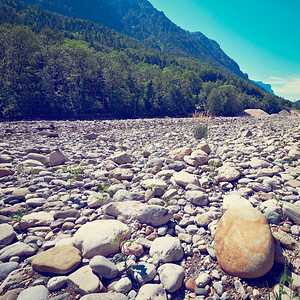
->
(73, 220), (130, 258)
(214, 205), (274, 278)
(101, 201), (172, 226)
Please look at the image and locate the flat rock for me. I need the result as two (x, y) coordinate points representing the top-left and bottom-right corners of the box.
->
(172, 171), (199, 187)
(215, 205), (274, 278)
(0, 223), (16, 245)
(249, 158), (270, 169)
(109, 152), (132, 164)
(102, 201), (172, 226)
(80, 293), (128, 300)
(73, 220), (130, 258)
(19, 212), (54, 230)
(0, 262), (20, 281)
(0, 242), (36, 262)
(184, 150), (209, 166)
(222, 194), (252, 211)
(67, 265), (103, 295)
(149, 237), (184, 262)
(32, 246), (81, 274)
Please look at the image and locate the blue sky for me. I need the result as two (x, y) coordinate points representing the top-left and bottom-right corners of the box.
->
(148, 0), (300, 101)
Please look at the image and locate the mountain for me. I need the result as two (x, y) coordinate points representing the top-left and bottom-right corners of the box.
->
(21, 0), (247, 79)
(254, 81), (275, 95)
(0, 0), (295, 120)
(295, 100), (300, 104)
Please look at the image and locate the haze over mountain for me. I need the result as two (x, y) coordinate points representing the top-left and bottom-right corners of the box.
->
(21, 0), (247, 79)
(254, 81), (275, 95)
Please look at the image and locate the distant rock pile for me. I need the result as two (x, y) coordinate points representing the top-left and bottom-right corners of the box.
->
(0, 113), (300, 299)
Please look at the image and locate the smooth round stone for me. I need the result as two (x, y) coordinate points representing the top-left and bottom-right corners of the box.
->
(215, 205), (274, 278)
(47, 276), (68, 291)
(195, 288), (208, 296)
(157, 263), (184, 292)
(17, 285), (49, 300)
(0, 223), (16, 245)
(114, 277), (132, 293)
(89, 255), (118, 279)
(0, 261), (20, 281)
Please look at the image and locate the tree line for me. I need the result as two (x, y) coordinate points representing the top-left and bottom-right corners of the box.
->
(0, 0), (295, 120)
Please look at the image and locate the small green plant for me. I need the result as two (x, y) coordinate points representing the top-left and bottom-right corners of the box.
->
(206, 160), (218, 186)
(193, 112), (211, 140)
(96, 184), (109, 205)
(62, 162), (86, 197)
(273, 193), (282, 204)
(162, 196), (171, 206)
(112, 232), (133, 270)
(193, 123), (208, 140)
(10, 208), (30, 223)
(274, 265), (299, 299)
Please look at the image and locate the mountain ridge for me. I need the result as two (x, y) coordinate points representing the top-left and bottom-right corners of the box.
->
(21, 0), (247, 79)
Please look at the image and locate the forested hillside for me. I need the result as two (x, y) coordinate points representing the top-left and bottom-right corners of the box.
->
(21, 0), (246, 78)
(0, 0), (294, 120)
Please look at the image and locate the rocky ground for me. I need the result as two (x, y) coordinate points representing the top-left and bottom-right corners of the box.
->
(0, 113), (300, 300)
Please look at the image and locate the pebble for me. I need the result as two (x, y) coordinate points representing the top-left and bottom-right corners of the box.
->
(0, 115), (299, 299)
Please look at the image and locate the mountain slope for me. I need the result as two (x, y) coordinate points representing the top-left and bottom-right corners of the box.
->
(254, 81), (275, 95)
(21, 0), (247, 78)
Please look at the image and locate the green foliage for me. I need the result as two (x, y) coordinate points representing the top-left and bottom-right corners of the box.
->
(10, 208), (30, 223)
(194, 123), (208, 140)
(0, 0), (294, 120)
(274, 265), (299, 300)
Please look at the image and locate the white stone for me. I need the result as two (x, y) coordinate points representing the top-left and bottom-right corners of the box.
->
(149, 237), (183, 262)
(217, 164), (240, 182)
(73, 220), (130, 258)
(135, 284), (167, 300)
(185, 191), (208, 206)
(67, 265), (103, 295)
(222, 194), (252, 211)
(129, 263), (156, 284)
(157, 263), (184, 292)
(173, 171), (199, 187)
(101, 201), (172, 226)
(19, 212), (54, 230)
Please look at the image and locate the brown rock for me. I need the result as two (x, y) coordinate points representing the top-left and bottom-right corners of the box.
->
(214, 205), (274, 279)
(185, 278), (197, 292)
(32, 246), (81, 274)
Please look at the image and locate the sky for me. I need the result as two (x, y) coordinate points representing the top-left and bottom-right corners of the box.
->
(148, 0), (300, 101)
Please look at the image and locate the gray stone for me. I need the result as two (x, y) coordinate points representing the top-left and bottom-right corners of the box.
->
(102, 201), (172, 226)
(0, 242), (36, 262)
(17, 286), (49, 300)
(0, 262), (20, 280)
(0, 224), (16, 246)
(110, 152), (132, 164)
(114, 277), (132, 294)
(89, 255), (118, 279)
(185, 191), (208, 206)
(47, 276), (68, 291)
(195, 272), (210, 288)
(173, 171), (199, 187)
(129, 263), (156, 284)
